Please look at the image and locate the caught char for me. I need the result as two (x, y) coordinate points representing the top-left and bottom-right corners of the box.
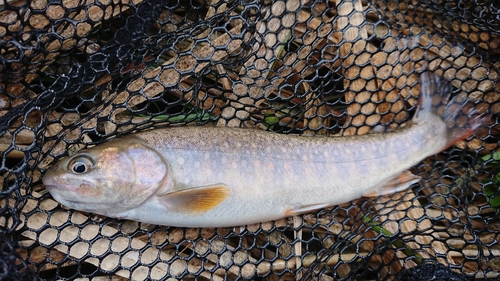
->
(42, 72), (490, 227)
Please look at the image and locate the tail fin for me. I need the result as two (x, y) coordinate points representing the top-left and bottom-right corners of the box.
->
(413, 72), (490, 148)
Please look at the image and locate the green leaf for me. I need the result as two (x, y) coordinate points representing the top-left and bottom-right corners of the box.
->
(481, 150), (500, 162)
(490, 195), (500, 208)
(264, 115), (279, 124)
(364, 217), (424, 265)
(139, 112), (214, 122)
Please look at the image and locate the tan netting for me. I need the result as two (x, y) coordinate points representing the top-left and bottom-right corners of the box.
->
(0, 0), (499, 279)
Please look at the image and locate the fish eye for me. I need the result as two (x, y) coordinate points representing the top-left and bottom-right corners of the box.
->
(68, 156), (93, 174)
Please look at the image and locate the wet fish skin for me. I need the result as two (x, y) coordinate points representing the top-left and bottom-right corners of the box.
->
(43, 73), (489, 227)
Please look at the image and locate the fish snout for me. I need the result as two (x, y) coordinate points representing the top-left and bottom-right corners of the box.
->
(42, 168), (60, 191)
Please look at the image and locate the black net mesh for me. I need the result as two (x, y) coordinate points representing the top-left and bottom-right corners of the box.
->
(0, 0), (499, 279)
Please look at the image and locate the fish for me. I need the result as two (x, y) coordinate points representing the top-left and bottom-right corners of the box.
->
(42, 72), (489, 227)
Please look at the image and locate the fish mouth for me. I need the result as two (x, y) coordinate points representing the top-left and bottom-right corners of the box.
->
(44, 184), (78, 192)
(44, 184), (76, 193)
(44, 185), (59, 192)
(44, 185), (85, 204)
(47, 192), (108, 207)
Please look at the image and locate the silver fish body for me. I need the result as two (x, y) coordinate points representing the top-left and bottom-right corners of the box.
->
(43, 73), (488, 227)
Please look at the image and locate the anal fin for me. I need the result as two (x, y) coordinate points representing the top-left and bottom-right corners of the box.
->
(363, 171), (420, 197)
(159, 184), (231, 215)
(285, 203), (331, 216)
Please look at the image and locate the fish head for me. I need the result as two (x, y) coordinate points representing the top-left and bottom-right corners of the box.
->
(43, 137), (170, 214)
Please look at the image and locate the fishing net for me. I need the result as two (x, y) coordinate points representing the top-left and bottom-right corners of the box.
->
(0, 0), (499, 279)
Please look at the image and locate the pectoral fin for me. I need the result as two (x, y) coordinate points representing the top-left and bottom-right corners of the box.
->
(285, 203), (331, 216)
(363, 171), (420, 197)
(159, 184), (231, 215)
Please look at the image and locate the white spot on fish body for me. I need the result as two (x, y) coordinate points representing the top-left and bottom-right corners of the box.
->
(359, 145), (366, 154)
(194, 161), (201, 169)
(177, 157), (185, 166)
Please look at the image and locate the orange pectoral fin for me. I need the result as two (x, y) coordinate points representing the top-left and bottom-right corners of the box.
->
(159, 184), (231, 215)
(363, 171), (420, 197)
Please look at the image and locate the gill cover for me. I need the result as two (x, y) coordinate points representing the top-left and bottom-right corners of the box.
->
(123, 137), (171, 208)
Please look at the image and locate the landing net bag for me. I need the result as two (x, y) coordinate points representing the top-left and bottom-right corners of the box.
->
(0, 0), (499, 280)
